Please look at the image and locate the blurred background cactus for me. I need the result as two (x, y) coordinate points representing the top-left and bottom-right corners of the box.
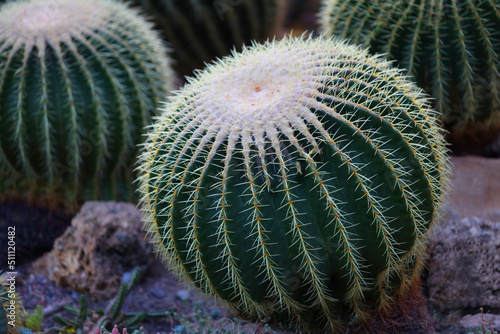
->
(286, 0), (312, 21)
(320, 0), (500, 154)
(129, 0), (285, 74)
(0, 0), (174, 210)
(138, 35), (449, 332)
(283, 0), (321, 37)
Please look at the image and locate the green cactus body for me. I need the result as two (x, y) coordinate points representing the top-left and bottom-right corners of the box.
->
(135, 0), (285, 72)
(0, 0), (173, 208)
(138, 36), (449, 332)
(320, 0), (500, 152)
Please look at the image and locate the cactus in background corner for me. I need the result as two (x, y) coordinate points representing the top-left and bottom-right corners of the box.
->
(138, 35), (449, 332)
(134, 0), (285, 73)
(0, 0), (174, 209)
(320, 0), (500, 153)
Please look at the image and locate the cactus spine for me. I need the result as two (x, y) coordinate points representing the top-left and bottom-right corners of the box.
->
(320, 0), (500, 153)
(134, 0), (285, 72)
(0, 0), (174, 208)
(138, 35), (449, 332)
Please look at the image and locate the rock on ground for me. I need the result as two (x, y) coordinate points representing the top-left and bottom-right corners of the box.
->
(32, 201), (152, 301)
(428, 216), (500, 312)
(427, 156), (500, 316)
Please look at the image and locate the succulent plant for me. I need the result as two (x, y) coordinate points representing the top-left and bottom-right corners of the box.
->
(319, 0), (500, 153)
(138, 35), (449, 332)
(22, 305), (43, 332)
(53, 268), (171, 334)
(0, 0), (174, 209)
(133, 0), (285, 73)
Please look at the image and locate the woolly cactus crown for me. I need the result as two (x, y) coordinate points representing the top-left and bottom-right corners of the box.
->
(0, 0), (173, 207)
(3, 0), (100, 37)
(1, 0), (147, 40)
(138, 35), (449, 331)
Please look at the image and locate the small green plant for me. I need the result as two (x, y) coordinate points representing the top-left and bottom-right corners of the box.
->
(138, 35), (450, 332)
(53, 268), (169, 334)
(0, 0), (174, 210)
(319, 0), (500, 153)
(21, 305), (43, 332)
(133, 0), (285, 73)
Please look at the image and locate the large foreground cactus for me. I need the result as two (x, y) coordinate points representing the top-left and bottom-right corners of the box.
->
(138, 36), (449, 332)
(320, 0), (500, 153)
(0, 0), (173, 208)
(134, 0), (285, 73)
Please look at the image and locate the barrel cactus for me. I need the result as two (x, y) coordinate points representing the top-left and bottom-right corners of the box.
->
(138, 35), (449, 332)
(133, 0), (285, 73)
(320, 0), (500, 153)
(0, 0), (174, 209)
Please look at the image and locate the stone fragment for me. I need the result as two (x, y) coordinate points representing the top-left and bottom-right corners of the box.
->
(176, 289), (189, 301)
(427, 216), (500, 311)
(32, 201), (152, 301)
(150, 287), (166, 299)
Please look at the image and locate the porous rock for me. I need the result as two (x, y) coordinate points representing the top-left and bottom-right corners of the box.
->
(32, 201), (152, 301)
(427, 216), (500, 312)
